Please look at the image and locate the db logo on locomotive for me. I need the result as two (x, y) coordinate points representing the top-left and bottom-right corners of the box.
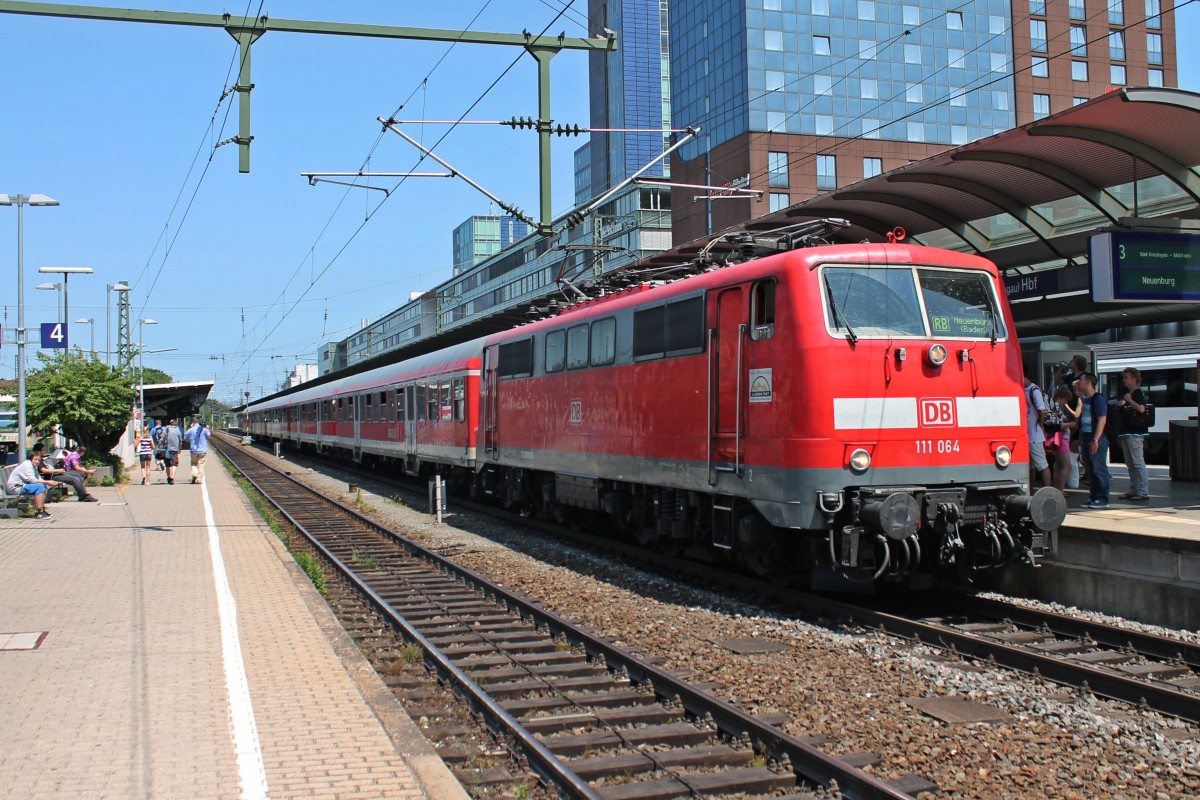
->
(919, 398), (956, 427)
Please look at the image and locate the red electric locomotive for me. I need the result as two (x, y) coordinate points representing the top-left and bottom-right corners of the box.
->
(248, 222), (1065, 589)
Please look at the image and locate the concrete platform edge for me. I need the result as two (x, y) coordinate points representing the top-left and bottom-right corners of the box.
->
(233, 480), (472, 800)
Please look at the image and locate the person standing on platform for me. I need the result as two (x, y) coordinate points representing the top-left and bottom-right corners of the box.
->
(1024, 375), (1051, 488)
(164, 419), (184, 485)
(5, 451), (59, 519)
(1078, 372), (1110, 509)
(1116, 367), (1151, 501)
(136, 428), (154, 485)
(186, 419), (211, 484)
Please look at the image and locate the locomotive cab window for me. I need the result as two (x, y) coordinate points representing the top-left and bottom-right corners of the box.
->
(750, 280), (776, 340)
(567, 325), (589, 369)
(498, 338), (534, 379)
(545, 330), (565, 373)
(591, 318), (616, 366)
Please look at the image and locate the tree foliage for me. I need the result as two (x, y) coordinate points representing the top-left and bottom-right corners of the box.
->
(141, 366), (173, 385)
(25, 350), (135, 456)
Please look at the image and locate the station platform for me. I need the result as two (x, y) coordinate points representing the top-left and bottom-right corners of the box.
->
(1005, 464), (1200, 629)
(0, 460), (468, 799)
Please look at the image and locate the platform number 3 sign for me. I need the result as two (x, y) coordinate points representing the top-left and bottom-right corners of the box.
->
(40, 322), (68, 349)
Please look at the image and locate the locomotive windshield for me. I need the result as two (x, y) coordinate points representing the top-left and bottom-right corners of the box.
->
(823, 265), (1006, 340)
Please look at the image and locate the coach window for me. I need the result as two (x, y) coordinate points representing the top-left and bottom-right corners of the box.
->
(440, 382), (452, 421)
(751, 280), (776, 340)
(366, 393), (374, 422)
(453, 378), (466, 421)
(545, 330), (566, 373)
(337, 398), (344, 422)
(405, 387), (415, 421)
(416, 384), (427, 421)
(567, 324), (589, 369)
(591, 318), (616, 366)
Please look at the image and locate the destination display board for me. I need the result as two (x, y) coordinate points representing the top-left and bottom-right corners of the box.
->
(1089, 231), (1200, 302)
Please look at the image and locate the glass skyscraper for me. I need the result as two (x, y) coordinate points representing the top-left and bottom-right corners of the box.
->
(668, 0), (1176, 242)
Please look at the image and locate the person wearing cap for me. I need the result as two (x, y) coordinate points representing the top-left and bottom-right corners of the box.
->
(185, 418), (211, 484)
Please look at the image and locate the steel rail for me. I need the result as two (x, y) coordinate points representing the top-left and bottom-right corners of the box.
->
(216, 437), (918, 800)
(218, 442), (603, 800)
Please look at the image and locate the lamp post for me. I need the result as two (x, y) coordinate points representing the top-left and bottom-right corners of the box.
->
(75, 318), (95, 357)
(137, 318), (158, 428)
(38, 267), (93, 326)
(0, 192), (60, 463)
(106, 282), (130, 366)
(36, 281), (63, 321)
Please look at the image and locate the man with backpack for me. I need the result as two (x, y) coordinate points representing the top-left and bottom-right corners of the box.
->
(1024, 375), (1051, 489)
(1077, 372), (1110, 509)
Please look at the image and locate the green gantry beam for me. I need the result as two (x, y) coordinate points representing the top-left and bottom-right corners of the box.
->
(0, 1), (616, 229)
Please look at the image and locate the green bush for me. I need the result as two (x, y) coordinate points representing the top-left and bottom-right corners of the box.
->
(293, 551), (328, 596)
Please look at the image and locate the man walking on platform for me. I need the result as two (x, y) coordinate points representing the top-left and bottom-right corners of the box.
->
(164, 419), (184, 485)
(186, 419), (211, 484)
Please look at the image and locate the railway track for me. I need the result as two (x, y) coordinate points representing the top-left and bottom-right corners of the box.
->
(216, 437), (926, 800)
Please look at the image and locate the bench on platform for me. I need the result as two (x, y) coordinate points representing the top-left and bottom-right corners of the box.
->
(0, 465), (30, 519)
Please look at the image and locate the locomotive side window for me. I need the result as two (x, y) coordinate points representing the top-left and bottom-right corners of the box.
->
(591, 318), (616, 366)
(453, 378), (466, 421)
(545, 330), (566, 373)
(633, 306), (666, 359)
(567, 325), (589, 369)
(665, 296), (705, 354)
(750, 280), (776, 340)
(498, 338), (534, 378)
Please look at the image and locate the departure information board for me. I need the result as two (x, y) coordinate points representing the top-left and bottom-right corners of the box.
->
(1089, 231), (1200, 302)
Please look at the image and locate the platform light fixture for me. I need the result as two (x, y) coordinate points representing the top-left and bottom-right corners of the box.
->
(0, 192), (60, 463)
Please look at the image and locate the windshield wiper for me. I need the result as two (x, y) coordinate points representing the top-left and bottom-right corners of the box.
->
(981, 279), (1000, 345)
(824, 274), (859, 345)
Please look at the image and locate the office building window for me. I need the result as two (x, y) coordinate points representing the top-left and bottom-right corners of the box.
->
(858, 1), (875, 20)
(1108, 0), (1123, 24)
(906, 84), (922, 103)
(812, 0), (829, 14)
(1111, 64), (1126, 84)
(814, 74), (832, 95)
(815, 115), (834, 135)
(859, 40), (877, 59)
(765, 30), (783, 50)
(989, 15), (1004, 34)
(948, 49), (965, 68)
(766, 70), (785, 91)
(1070, 0), (1086, 18)
(1148, 68), (1164, 87)
(1032, 56), (1048, 78)
(950, 90), (966, 107)
(862, 119), (880, 138)
(1147, 33), (1163, 65)
(1072, 61), (1089, 81)
(903, 5), (919, 25)
(1109, 30), (1125, 61)
(907, 121), (925, 142)
(1030, 0), (1046, 14)
(905, 44), (921, 64)
(770, 193), (790, 212)
(817, 155), (837, 190)
(951, 126), (969, 145)
(1073, 96), (1089, 106)
(861, 78), (878, 99)
(765, 0), (781, 8)
(994, 91), (1009, 111)
(1030, 20), (1047, 52)
(947, 11), (963, 29)
(991, 53), (1008, 72)
(813, 35), (831, 56)
(1033, 94), (1051, 120)
(863, 157), (883, 178)
(769, 152), (789, 188)
(1146, 0), (1161, 27)
(1070, 25), (1087, 55)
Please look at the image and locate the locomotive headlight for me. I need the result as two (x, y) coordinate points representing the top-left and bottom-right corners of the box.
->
(849, 448), (872, 472)
(926, 343), (948, 367)
(994, 445), (1012, 467)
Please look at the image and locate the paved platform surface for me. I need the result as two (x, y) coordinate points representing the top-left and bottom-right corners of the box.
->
(1064, 464), (1200, 542)
(0, 458), (468, 800)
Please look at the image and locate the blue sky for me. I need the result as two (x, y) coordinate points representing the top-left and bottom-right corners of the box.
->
(2, 1), (1198, 404)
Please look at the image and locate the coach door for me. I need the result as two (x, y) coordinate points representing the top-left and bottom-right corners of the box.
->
(352, 394), (363, 461)
(481, 346), (499, 458)
(401, 386), (418, 474)
(710, 286), (747, 480)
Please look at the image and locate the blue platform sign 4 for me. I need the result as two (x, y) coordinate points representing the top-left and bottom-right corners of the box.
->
(41, 322), (68, 349)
